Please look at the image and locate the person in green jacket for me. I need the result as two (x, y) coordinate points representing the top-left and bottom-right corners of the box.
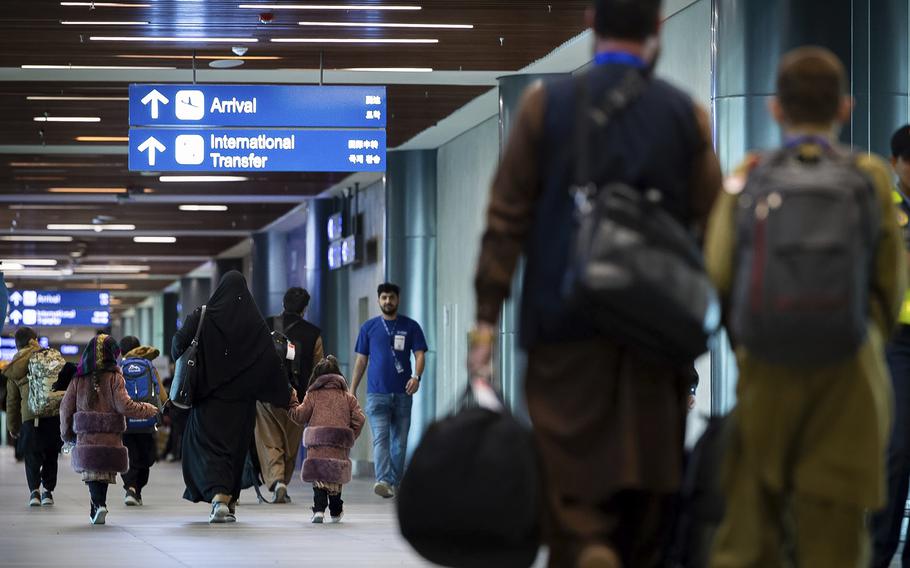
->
(707, 47), (907, 567)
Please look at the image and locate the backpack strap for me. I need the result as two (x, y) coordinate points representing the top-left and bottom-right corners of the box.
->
(191, 305), (207, 347)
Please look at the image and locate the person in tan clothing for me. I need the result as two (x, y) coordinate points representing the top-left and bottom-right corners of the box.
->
(469, 1), (723, 565)
(256, 286), (324, 504)
(707, 48), (907, 567)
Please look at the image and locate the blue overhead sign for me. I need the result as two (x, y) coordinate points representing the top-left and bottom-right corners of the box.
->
(129, 84), (387, 128)
(6, 308), (110, 328)
(128, 128), (386, 172)
(8, 290), (110, 310)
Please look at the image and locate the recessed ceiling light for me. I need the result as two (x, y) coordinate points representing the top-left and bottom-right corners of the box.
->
(34, 116), (101, 122)
(1, 268), (73, 277)
(209, 59), (244, 69)
(239, 4), (421, 10)
(48, 187), (127, 194)
(27, 95), (129, 101)
(133, 236), (177, 243)
(272, 38), (438, 44)
(22, 64), (177, 70)
(0, 236), (74, 242)
(91, 36), (259, 43)
(298, 21), (471, 29)
(74, 264), (150, 273)
(47, 224), (136, 231)
(60, 21), (149, 25)
(75, 136), (129, 142)
(10, 161), (123, 168)
(159, 175), (248, 183)
(344, 67), (433, 72)
(116, 54), (281, 61)
(0, 263), (26, 271)
(61, 2), (150, 6)
(0, 259), (58, 267)
(178, 205), (229, 212)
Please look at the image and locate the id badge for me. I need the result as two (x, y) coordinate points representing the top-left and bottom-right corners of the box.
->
(285, 342), (296, 361)
(394, 334), (406, 352)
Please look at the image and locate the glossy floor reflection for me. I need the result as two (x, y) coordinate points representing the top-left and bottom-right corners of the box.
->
(0, 447), (430, 567)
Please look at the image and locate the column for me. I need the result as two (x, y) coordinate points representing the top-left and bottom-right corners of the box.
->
(178, 278), (210, 325)
(386, 150), (438, 448)
(251, 231), (288, 318)
(497, 73), (567, 417)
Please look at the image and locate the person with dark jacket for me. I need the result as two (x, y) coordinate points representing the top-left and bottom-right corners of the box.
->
(172, 270), (293, 523)
(468, 1), (723, 565)
(255, 286), (324, 504)
(289, 355), (365, 523)
(118, 336), (168, 507)
(7, 327), (61, 507)
(59, 334), (158, 525)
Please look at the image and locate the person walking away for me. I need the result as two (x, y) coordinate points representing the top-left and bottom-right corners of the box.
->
(256, 286), (324, 504)
(118, 335), (167, 506)
(869, 124), (910, 568)
(173, 271), (293, 523)
(6, 327), (61, 507)
(350, 283), (428, 500)
(706, 47), (907, 567)
(290, 355), (365, 523)
(468, 0), (723, 565)
(59, 334), (158, 525)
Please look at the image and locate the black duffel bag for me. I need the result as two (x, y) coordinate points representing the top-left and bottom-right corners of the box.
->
(397, 379), (540, 568)
(563, 69), (720, 364)
(169, 305), (206, 409)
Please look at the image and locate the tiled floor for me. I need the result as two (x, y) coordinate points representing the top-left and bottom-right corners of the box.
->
(0, 447), (432, 567)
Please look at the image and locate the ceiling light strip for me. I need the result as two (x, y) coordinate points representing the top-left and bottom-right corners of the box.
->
(22, 65), (177, 70)
(272, 38), (438, 44)
(47, 224), (136, 231)
(239, 4), (421, 10)
(0, 236), (74, 242)
(133, 236), (177, 243)
(61, 2), (150, 6)
(75, 136), (129, 142)
(178, 205), (229, 212)
(61, 21), (149, 25)
(117, 54), (281, 60)
(48, 187), (127, 194)
(298, 21), (471, 29)
(159, 175), (248, 183)
(27, 96), (129, 101)
(344, 67), (433, 72)
(91, 36), (259, 43)
(33, 117), (101, 122)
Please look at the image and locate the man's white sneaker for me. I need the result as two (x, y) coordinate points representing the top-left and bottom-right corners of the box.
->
(373, 481), (395, 499)
(329, 511), (344, 524)
(311, 511), (325, 524)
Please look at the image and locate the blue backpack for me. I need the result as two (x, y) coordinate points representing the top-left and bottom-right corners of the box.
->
(122, 357), (160, 432)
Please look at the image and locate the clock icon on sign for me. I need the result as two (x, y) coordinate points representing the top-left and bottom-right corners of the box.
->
(175, 90), (205, 120)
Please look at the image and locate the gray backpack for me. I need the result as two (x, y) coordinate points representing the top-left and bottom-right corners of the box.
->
(730, 145), (880, 366)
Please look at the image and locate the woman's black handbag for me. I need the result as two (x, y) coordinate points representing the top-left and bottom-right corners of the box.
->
(169, 305), (206, 410)
(397, 380), (540, 568)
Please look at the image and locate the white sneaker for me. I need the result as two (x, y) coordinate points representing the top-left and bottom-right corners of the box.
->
(373, 481), (394, 499)
(28, 491), (41, 507)
(124, 489), (141, 507)
(91, 506), (108, 525)
(273, 482), (290, 504)
(311, 511), (325, 524)
(209, 502), (231, 524)
(329, 511), (344, 524)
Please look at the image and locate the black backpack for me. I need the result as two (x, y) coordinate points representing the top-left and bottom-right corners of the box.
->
(397, 381), (541, 568)
(563, 69), (721, 364)
(730, 146), (879, 366)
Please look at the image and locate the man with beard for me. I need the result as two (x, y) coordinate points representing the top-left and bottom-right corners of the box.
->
(350, 283), (427, 499)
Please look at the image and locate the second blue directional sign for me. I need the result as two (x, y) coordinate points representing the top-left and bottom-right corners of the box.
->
(129, 128), (387, 172)
(129, 84), (387, 128)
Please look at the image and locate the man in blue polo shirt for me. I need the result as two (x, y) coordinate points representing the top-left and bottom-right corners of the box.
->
(350, 282), (427, 499)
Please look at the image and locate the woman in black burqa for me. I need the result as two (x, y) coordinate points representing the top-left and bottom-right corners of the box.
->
(172, 271), (292, 523)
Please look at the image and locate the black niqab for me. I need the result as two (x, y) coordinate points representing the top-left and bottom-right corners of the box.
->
(188, 271), (284, 399)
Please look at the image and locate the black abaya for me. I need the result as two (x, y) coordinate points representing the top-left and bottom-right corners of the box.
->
(172, 272), (291, 504)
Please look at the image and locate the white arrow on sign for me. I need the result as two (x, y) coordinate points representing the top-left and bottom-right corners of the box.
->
(141, 89), (170, 119)
(8, 310), (21, 325)
(9, 291), (21, 306)
(137, 136), (166, 166)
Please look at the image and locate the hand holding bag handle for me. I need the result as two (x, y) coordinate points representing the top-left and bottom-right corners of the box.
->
(169, 305), (207, 410)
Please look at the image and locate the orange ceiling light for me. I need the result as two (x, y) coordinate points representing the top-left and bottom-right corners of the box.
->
(48, 187), (127, 194)
(75, 136), (129, 142)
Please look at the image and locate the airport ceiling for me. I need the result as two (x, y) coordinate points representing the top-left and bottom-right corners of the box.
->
(0, 0), (589, 312)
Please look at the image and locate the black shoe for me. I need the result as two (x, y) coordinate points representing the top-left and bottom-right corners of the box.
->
(41, 491), (54, 506)
(124, 488), (141, 507)
(28, 490), (41, 507)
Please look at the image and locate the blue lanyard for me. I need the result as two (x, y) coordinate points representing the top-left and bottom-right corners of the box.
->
(382, 318), (398, 337)
(785, 134), (832, 149)
(594, 51), (647, 69)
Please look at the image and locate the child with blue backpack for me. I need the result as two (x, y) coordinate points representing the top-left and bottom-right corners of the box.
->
(119, 336), (167, 506)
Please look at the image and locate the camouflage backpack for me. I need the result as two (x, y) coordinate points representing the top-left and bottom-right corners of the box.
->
(27, 349), (67, 418)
